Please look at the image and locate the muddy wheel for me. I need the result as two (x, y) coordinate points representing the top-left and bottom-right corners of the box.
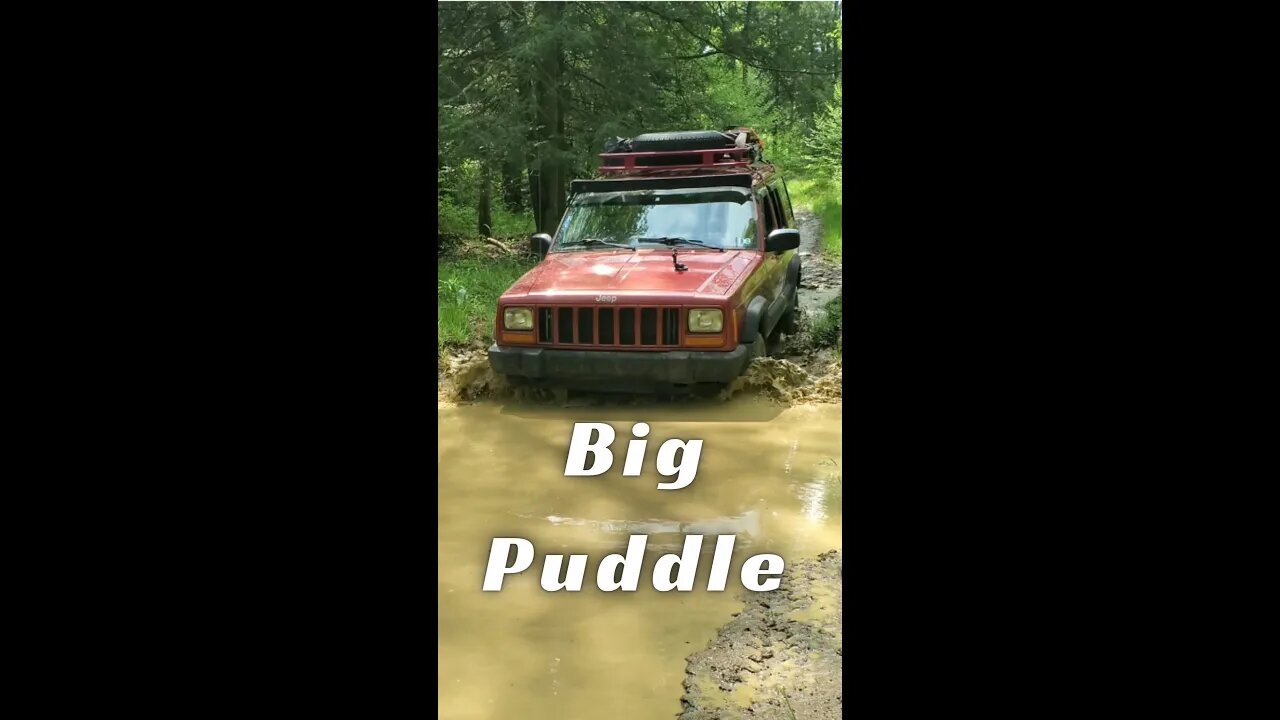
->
(770, 278), (800, 340)
(747, 333), (768, 361)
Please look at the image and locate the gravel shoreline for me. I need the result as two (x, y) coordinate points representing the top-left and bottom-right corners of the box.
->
(680, 550), (843, 719)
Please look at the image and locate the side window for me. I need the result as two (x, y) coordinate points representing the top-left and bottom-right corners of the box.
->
(768, 191), (787, 230)
(779, 179), (795, 226)
(759, 189), (779, 235)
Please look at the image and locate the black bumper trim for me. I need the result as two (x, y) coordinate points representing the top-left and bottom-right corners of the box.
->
(488, 344), (750, 384)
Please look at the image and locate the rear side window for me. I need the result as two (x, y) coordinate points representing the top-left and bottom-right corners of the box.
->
(771, 192), (787, 229)
(759, 188), (779, 235)
(779, 179), (795, 226)
(763, 185), (787, 230)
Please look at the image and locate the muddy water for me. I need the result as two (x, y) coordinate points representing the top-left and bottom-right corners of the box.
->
(438, 399), (842, 720)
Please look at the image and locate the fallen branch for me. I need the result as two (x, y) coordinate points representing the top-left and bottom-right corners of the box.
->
(484, 237), (513, 254)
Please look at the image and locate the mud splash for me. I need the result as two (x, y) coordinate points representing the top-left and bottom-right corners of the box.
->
(440, 350), (842, 406)
(719, 357), (842, 404)
(439, 349), (509, 403)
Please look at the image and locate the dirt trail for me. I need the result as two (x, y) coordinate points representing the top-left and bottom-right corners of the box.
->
(680, 550), (843, 719)
(769, 209), (842, 377)
(793, 209), (842, 319)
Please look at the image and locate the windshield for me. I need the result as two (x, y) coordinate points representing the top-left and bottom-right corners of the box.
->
(553, 187), (757, 251)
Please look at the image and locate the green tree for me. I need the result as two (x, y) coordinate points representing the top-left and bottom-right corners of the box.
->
(437, 1), (843, 243)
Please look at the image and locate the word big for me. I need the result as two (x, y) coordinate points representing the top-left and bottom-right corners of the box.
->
(564, 422), (702, 490)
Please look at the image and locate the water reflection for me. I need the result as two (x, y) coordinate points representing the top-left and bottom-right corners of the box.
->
(535, 510), (764, 551)
(795, 459), (840, 524)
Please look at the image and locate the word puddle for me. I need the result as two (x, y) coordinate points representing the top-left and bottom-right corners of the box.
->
(482, 534), (785, 592)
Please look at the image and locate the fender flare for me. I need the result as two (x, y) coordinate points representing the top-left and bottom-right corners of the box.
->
(741, 295), (769, 343)
(785, 254), (802, 300)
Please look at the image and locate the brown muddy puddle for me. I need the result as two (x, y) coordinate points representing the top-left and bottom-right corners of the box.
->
(438, 399), (842, 720)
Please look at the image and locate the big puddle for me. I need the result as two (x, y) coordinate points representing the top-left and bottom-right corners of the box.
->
(438, 399), (842, 719)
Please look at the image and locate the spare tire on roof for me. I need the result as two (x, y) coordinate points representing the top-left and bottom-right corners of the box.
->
(630, 130), (732, 152)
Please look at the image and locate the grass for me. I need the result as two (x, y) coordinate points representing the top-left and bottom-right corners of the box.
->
(781, 690), (798, 720)
(438, 199), (536, 242)
(785, 176), (843, 262)
(437, 195), (538, 355)
(810, 296), (842, 349)
(438, 255), (533, 351)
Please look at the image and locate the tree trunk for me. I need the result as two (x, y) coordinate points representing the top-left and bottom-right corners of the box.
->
(524, 71), (541, 230)
(528, 166), (542, 233)
(501, 159), (525, 212)
(477, 161), (493, 237)
(486, 6), (526, 216)
(532, 1), (566, 236)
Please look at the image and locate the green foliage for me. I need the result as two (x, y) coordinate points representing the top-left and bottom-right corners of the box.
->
(438, 197), (474, 240)
(439, 159), (534, 240)
(489, 208), (536, 238)
(802, 81), (842, 183)
(786, 176), (842, 262)
(437, 257), (534, 349)
(437, 1), (843, 244)
(810, 296), (842, 348)
(814, 191), (843, 261)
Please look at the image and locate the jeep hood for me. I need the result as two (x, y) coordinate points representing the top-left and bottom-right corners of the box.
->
(505, 249), (757, 297)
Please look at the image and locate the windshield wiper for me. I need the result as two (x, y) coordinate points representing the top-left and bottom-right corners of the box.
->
(560, 238), (634, 251)
(633, 237), (725, 253)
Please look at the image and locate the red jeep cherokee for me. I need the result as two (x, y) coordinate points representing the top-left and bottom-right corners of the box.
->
(488, 128), (802, 393)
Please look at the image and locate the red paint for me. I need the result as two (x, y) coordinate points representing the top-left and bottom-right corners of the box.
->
(496, 246), (776, 352)
(494, 133), (795, 354)
(505, 249), (756, 298)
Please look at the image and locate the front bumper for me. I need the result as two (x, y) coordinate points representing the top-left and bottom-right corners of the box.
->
(488, 343), (750, 386)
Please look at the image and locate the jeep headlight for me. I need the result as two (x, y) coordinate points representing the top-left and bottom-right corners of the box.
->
(687, 308), (723, 333)
(503, 307), (533, 330)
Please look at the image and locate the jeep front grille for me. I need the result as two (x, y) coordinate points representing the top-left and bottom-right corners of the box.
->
(536, 306), (682, 348)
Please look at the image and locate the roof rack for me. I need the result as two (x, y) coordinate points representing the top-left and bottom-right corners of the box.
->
(571, 173), (755, 195)
(597, 127), (769, 175)
(597, 147), (758, 174)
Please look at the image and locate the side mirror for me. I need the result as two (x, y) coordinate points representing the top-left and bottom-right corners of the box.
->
(530, 233), (552, 259)
(765, 228), (800, 253)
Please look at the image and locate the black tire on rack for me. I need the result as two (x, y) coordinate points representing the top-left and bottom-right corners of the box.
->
(630, 130), (732, 152)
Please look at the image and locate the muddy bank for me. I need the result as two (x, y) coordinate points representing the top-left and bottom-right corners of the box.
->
(438, 346), (508, 403)
(438, 348), (841, 406)
(680, 550), (843, 719)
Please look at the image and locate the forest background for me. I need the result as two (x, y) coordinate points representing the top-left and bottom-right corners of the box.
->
(438, 1), (843, 353)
